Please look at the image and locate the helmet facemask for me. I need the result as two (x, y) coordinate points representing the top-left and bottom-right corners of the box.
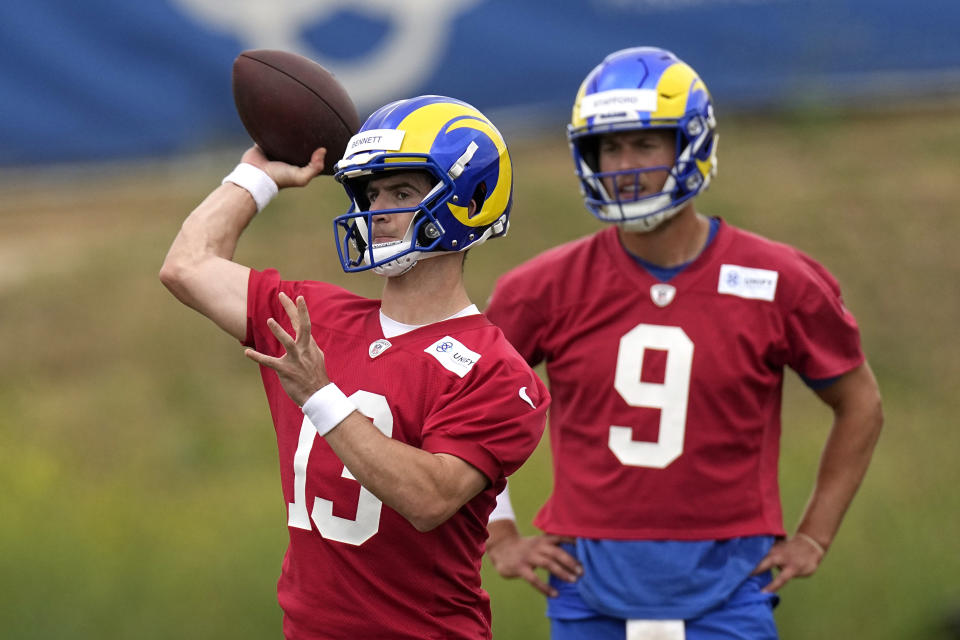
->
(335, 162), (451, 277)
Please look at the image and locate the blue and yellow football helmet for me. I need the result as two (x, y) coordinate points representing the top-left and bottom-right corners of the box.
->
(333, 95), (512, 276)
(568, 47), (718, 232)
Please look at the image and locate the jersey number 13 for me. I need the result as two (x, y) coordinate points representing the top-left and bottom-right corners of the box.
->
(287, 390), (392, 546)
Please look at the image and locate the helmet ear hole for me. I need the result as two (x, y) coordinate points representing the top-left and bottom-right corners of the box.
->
(471, 181), (488, 213)
(697, 132), (717, 162)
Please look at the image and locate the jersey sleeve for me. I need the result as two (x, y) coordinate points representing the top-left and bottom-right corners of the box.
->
(421, 351), (549, 486)
(243, 268), (286, 350)
(243, 268), (345, 353)
(486, 271), (551, 367)
(781, 254), (864, 380)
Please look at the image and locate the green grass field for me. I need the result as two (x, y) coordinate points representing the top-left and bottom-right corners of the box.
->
(1, 106), (959, 639)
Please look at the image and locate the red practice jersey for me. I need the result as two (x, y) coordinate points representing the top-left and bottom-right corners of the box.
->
(486, 220), (863, 541)
(245, 269), (548, 640)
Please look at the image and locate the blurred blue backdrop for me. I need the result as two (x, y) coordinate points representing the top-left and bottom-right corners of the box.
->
(1, 0), (957, 165)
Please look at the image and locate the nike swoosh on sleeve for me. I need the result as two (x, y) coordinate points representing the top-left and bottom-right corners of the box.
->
(518, 386), (536, 409)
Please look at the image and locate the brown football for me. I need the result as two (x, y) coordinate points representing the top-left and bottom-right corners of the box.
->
(231, 49), (360, 174)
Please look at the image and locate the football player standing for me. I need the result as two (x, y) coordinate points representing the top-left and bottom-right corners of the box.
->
(160, 95), (548, 639)
(484, 47), (883, 639)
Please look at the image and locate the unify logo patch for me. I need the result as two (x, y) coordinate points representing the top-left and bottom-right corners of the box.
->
(717, 264), (779, 301)
(424, 336), (481, 378)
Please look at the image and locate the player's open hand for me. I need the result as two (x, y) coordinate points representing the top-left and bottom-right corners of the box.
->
(244, 292), (330, 406)
(241, 145), (327, 189)
(753, 534), (826, 592)
(487, 530), (582, 597)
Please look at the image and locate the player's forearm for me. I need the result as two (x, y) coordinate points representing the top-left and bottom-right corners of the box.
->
(797, 365), (884, 548)
(796, 440), (874, 549)
(486, 518), (521, 552)
(166, 184), (259, 267)
(324, 413), (486, 532)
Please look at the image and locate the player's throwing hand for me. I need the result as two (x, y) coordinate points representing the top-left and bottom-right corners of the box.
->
(240, 145), (327, 189)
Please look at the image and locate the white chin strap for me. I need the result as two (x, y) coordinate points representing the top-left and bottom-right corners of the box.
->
(370, 244), (421, 277)
(370, 241), (465, 277)
(364, 221), (438, 278)
(595, 172), (683, 233)
(605, 199), (685, 233)
(363, 216), (506, 278)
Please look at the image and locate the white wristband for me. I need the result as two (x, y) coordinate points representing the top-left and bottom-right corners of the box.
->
(221, 162), (278, 212)
(302, 383), (357, 437)
(488, 483), (517, 523)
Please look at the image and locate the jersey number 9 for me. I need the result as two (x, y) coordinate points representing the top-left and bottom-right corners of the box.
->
(609, 324), (693, 469)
